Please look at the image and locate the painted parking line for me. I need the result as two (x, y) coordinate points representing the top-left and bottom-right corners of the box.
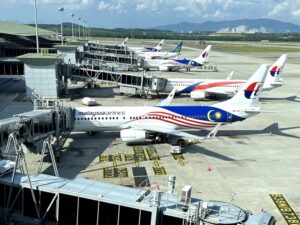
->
(103, 167), (128, 178)
(145, 146), (160, 160)
(172, 153), (185, 166)
(153, 160), (167, 175)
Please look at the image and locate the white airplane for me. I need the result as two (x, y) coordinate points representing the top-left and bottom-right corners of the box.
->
(161, 54), (287, 99)
(142, 45), (212, 71)
(73, 64), (269, 145)
(136, 41), (183, 60)
(128, 39), (165, 53)
(120, 37), (128, 46)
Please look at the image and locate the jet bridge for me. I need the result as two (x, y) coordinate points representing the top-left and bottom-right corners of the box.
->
(78, 42), (142, 71)
(71, 65), (168, 97)
(0, 160), (276, 225)
(0, 107), (73, 152)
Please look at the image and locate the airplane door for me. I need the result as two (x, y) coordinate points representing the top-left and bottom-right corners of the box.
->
(227, 113), (232, 122)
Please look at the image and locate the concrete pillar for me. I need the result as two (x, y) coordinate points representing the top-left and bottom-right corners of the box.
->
(55, 45), (81, 65)
(17, 53), (65, 99)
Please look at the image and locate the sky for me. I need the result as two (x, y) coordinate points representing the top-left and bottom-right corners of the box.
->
(1, 0), (300, 28)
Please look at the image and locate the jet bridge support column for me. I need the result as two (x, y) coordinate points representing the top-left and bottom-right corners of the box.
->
(17, 53), (66, 99)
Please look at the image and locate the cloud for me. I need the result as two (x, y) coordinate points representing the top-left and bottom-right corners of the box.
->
(97, 1), (124, 13)
(3, 0), (94, 10)
(267, 1), (288, 17)
(98, 1), (110, 10)
(136, 3), (147, 11)
(2, 0), (300, 27)
(174, 6), (187, 12)
(292, 9), (300, 17)
(267, 1), (300, 21)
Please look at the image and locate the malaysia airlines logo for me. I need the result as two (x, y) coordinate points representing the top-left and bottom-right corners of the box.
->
(244, 82), (261, 99)
(270, 66), (281, 77)
(202, 51), (208, 58)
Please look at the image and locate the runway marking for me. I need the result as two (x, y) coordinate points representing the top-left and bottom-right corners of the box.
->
(172, 153), (185, 166)
(133, 147), (147, 161)
(270, 194), (300, 225)
(99, 154), (109, 162)
(145, 146), (160, 160)
(99, 153), (122, 162)
(103, 167), (128, 178)
(153, 160), (167, 175)
(124, 153), (134, 161)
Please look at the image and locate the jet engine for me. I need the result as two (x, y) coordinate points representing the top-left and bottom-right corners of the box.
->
(159, 65), (171, 71)
(120, 129), (147, 142)
(190, 90), (206, 99)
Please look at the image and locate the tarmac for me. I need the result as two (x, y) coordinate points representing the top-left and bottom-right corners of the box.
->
(1, 41), (300, 224)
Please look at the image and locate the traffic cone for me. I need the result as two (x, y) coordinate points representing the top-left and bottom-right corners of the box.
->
(208, 164), (213, 171)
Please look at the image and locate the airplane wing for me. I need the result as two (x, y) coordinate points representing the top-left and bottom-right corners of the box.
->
(157, 88), (176, 106)
(123, 123), (221, 142)
(162, 123), (221, 141)
(204, 89), (232, 95)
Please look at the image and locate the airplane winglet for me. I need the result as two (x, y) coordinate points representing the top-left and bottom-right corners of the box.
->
(206, 123), (221, 138)
(157, 88), (176, 106)
(226, 71), (234, 80)
(193, 123), (222, 143)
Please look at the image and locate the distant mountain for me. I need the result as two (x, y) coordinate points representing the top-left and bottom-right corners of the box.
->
(155, 19), (300, 33)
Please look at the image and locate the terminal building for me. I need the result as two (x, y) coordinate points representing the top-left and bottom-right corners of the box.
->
(0, 21), (58, 78)
(0, 160), (275, 225)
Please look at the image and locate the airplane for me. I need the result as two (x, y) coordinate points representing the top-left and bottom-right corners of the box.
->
(136, 41), (183, 60)
(142, 45), (212, 71)
(157, 54), (287, 99)
(73, 64), (269, 145)
(120, 37), (128, 46)
(128, 39), (165, 53)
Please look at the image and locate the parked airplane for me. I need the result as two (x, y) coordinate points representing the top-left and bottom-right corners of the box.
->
(120, 37), (128, 46)
(73, 64), (269, 145)
(128, 39), (165, 53)
(136, 41), (183, 60)
(158, 54), (287, 99)
(142, 45), (212, 71)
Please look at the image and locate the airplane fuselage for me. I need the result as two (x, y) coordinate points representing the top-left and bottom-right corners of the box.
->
(73, 106), (245, 132)
(143, 59), (203, 71)
(137, 51), (178, 60)
(164, 78), (245, 94)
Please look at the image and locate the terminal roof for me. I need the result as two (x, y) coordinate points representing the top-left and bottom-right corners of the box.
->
(0, 21), (56, 37)
(17, 53), (65, 66)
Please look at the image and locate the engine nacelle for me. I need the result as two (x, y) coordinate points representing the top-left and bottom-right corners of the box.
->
(159, 65), (170, 71)
(190, 90), (206, 99)
(120, 129), (147, 143)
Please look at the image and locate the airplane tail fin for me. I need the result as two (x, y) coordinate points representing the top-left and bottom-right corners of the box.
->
(155, 39), (165, 51)
(120, 37), (128, 46)
(157, 88), (176, 106)
(193, 45), (212, 64)
(214, 64), (269, 110)
(170, 41), (183, 53)
(263, 54), (287, 90)
(226, 71), (234, 80)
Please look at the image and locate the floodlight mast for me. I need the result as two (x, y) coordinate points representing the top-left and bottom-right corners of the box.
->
(34, 0), (39, 53)
(58, 7), (64, 45)
(70, 13), (75, 38)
